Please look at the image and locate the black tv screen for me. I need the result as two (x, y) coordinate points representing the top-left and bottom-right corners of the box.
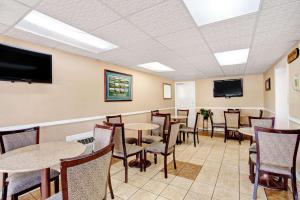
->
(214, 79), (243, 97)
(0, 44), (52, 83)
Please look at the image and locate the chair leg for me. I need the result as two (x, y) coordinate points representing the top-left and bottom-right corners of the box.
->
(154, 154), (157, 164)
(108, 173), (114, 199)
(11, 195), (18, 200)
(239, 132), (242, 145)
(211, 127), (214, 138)
(140, 152), (143, 172)
(197, 131), (200, 144)
(2, 184), (8, 200)
(193, 133), (196, 147)
(173, 150), (177, 169)
(291, 168), (298, 200)
(53, 177), (59, 194)
(224, 130), (227, 143)
(164, 155), (168, 179)
(124, 158), (128, 183)
(249, 159), (255, 183)
(253, 168), (259, 200)
(183, 132), (185, 142)
(144, 151), (147, 172)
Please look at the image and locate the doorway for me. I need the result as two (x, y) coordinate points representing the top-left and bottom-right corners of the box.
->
(175, 81), (196, 127)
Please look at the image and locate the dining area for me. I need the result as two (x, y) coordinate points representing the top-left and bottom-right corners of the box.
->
(0, 107), (299, 200)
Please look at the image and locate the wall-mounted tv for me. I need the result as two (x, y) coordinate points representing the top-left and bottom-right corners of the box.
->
(213, 79), (243, 98)
(0, 44), (52, 83)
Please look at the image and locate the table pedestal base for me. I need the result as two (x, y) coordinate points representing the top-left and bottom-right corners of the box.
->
(129, 159), (151, 168)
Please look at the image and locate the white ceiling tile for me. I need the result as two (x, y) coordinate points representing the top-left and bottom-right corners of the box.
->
(16, 0), (41, 7)
(0, 0), (30, 26)
(92, 19), (150, 48)
(101, 0), (166, 16)
(37, 0), (120, 32)
(209, 37), (251, 52)
(201, 13), (256, 42)
(156, 28), (206, 49)
(97, 48), (143, 65)
(172, 44), (211, 58)
(222, 64), (246, 76)
(5, 28), (62, 48)
(262, 0), (299, 10)
(0, 23), (9, 33)
(54, 44), (100, 59)
(127, 0), (194, 37)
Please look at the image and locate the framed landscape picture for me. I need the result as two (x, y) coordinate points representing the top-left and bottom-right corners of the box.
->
(104, 70), (133, 101)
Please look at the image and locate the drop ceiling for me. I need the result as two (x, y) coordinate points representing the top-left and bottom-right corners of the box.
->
(1, 0), (300, 80)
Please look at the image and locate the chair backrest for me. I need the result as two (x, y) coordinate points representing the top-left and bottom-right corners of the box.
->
(165, 122), (180, 151)
(209, 112), (214, 125)
(249, 117), (275, 129)
(193, 112), (201, 132)
(151, 110), (159, 115)
(224, 111), (240, 129)
(93, 124), (114, 151)
(177, 109), (189, 125)
(151, 114), (167, 136)
(106, 115), (122, 124)
(164, 113), (171, 132)
(103, 122), (126, 156)
(255, 127), (300, 169)
(60, 144), (113, 200)
(0, 127), (39, 154)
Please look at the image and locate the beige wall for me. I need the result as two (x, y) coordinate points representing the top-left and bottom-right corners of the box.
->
(263, 66), (275, 113)
(195, 74), (264, 108)
(0, 36), (174, 141)
(289, 43), (300, 119)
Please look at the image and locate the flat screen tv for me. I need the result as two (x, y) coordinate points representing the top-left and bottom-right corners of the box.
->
(0, 44), (52, 83)
(213, 79), (243, 98)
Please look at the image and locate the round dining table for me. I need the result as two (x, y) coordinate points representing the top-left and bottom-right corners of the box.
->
(125, 123), (159, 168)
(0, 141), (86, 200)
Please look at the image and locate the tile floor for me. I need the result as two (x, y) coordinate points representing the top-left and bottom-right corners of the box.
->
(15, 131), (297, 200)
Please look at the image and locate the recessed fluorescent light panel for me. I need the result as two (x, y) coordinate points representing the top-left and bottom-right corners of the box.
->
(137, 62), (175, 72)
(183, 0), (260, 26)
(214, 48), (249, 66)
(15, 10), (118, 53)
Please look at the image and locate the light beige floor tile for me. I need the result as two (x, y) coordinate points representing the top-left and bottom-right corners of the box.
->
(111, 178), (123, 189)
(142, 179), (168, 195)
(190, 181), (214, 197)
(128, 174), (150, 188)
(156, 196), (169, 200)
(184, 191), (211, 200)
(114, 183), (139, 200)
(160, 185), (188, 200)
(170, 176), (193, 190)
(212, 186), (239, 200)
(129, 189), (157, 200)
(152, 172), (175, 184)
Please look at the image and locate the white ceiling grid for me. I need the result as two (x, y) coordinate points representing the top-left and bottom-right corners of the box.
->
(0, 0), (299, 80)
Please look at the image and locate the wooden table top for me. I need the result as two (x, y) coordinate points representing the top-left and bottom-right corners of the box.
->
(124, 123), (159, 131)
(0, 141), (85, 173)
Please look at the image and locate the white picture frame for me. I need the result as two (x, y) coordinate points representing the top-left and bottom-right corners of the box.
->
(163, 83), (172, 99)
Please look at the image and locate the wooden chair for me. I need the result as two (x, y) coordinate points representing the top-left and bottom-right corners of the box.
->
(0, 127), (60, 200)
(47, 144), (114, 200)
(180, 112), (201, 147)
(251, 127), (300, 200)
(209, 112), (225, 138)
(142, 113), (167, 144)
(144, 122), (180, 178)
(224, 111), (241, 144)
(177, 109), (189, 127)
(106, 115), (137, 145)
(93, 124), (115, 199)
(104, 122), (143, 183)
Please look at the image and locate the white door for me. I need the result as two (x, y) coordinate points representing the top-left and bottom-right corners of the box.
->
(175, 81), (196, 127)
(275, 59), (289, 128)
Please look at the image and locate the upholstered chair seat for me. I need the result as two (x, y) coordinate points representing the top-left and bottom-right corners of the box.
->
(145, 142), (174, 154)
(113, 144), (143, 157)
(142, 135), (163, 143)
(179, 127), (194, 133)
(7, 169), (59, 196)
(249, 143), (256, 154)
(249, 154), (290, 175)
